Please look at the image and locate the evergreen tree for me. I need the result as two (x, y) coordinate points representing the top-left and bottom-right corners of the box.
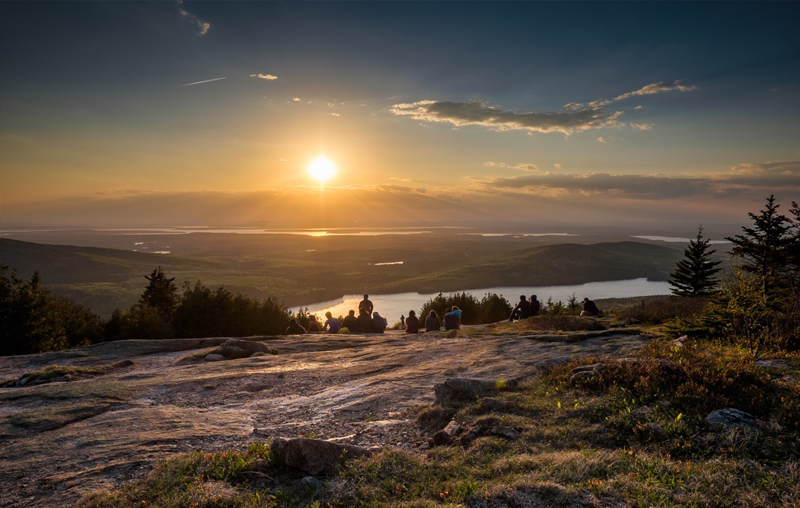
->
(140, 267), (177, 320)
(669, 227), (722, 297)
(725, 195), (794, 301)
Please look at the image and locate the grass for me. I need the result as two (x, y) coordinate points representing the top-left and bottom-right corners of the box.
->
(78, 338), (800, 507)
(0, 360), (133, 388)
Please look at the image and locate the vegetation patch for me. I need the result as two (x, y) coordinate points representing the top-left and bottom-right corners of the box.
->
(0, 360), (134, 388)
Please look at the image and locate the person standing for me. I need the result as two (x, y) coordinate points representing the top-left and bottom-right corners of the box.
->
(400, 314), (405, 329)
(358, 294), (374, 315)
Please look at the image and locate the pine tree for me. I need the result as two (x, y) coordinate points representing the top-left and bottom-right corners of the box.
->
(669, 226), (722, 297)
(726, 195), (794, 301)
(140, 267), (177, 320)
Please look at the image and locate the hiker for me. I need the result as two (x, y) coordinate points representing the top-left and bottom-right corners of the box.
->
(530, 295), (541, 316)
(451, 305), (463, 320)
(342, 309), (358, 332)
(358, 294), (374, 315)
(581, 297), (600, 317)
(400, 314), (405, 329)
(356, 308), (373, 333)
(444, 307), (461, 330)
(509, 295), (532, 321)
(286, 319), (306, 335)
(425, 310), (441, 332)
(307, 315), (321, 332)
(371, 311), (387, 333)
(323, 311), (340, 334)
(405, 310), (420, 333)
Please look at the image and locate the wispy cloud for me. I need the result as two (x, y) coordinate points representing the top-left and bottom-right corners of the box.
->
(250, 73), (278, 81)
(476, 160), (800, 200)
(565, 80), (697, 111)
(176, 0), (210, 36)
(596, 136), (607, 144)
(630, 123), (653, 131)
(485, 161), (539, 172)
(179, 77), (226, 87)
(390, 100), (622, 135)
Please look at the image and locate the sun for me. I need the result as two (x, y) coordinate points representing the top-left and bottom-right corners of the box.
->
(307, 155), (336, 184)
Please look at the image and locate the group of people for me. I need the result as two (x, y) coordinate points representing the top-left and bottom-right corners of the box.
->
(286, 294), (388, 335)
(508, 294), (601, 321)
(287, 292), (603, 335)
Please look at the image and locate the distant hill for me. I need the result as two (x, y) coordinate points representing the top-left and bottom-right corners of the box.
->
(0, 237), (690, 317)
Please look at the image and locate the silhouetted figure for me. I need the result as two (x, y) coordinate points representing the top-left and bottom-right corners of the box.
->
(342, 310), (358, 332)
(324, 311), (340, 334)
(307, 315), (320, 332)
(425, 310), (441, 332)
(444, 307), (461, 330)
(530, 295), (541, 316)
(358, 294), (374, 315)
(371, 312), (387, 333)
(286, 319), (306, 335)
(581, 298), (600, 317)
(451, 305), (462, 321)
(509, 295), (532, 321)
(405, 310), (419, 334)
(356, 308), (372, 333)
(400, 314), (405, 329)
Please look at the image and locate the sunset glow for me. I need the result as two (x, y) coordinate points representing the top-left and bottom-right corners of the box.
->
(308, 156), (336, 184)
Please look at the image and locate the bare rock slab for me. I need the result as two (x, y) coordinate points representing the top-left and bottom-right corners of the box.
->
(270, 438), (372, 475)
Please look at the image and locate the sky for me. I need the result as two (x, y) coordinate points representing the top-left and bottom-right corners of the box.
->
(1, 1), (799, 227)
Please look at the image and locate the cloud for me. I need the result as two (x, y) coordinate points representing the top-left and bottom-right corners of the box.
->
(250, 73), (278, 81)
(390, 100), (622, 135)
(634, 105), (644, 110)
(485, 161), (539, 172)
(476, 160), (800, 201)
(176, 0), (210, 36)
(596, 137), (607, 144)
(566, 80), (697, 111)
(630, 123), (653, 131)
(292, 97), (301, 102)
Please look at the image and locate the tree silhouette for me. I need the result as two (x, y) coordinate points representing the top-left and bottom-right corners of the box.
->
(669, 226), (722, 297)
(140, 267), (177, 320)
(726, 195), (794, 301)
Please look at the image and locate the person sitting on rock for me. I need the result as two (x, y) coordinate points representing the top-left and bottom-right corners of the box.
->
(405, 310), (420, 334)
(323, 311), (340, 334)
(342, 309), (358, 332)
(530, 294), (541, 316)
(425, 310), (441, 332)
(307, 315), (321, 332)
(371, 311), (387, 333)
(358, 294), (374, 316)
(356, 308), (373, 333)
(580, 297), (600, 317)
(444, 307), (461, 330)
(286, 319), (306, 335)
(509, 295), (532, 321)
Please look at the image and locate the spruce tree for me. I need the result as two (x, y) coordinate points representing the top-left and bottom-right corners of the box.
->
(140, 267), (177, 320)
(669, 226), (722, 297)
(726, 195), (794, 301)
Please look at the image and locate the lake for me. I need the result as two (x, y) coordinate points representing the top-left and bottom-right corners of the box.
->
(291, 277), (672, 323)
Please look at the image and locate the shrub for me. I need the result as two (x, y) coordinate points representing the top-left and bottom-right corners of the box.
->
(613, 295), (708, 325)
(419, 292), (511, 325)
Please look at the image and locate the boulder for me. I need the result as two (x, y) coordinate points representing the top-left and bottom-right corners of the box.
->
(417, 407), (457, 432)
(434, 377), (518, 405)
(218, 346), (248, 359)
(532, 356), (573, 375)
(250, 351), (267, 357)
(220, 339), (274, 356)
(270, 438), (371, 475)
(571, 363), (605, 374)
(672, 335), (688, 347)
(478, 397), (517, 413)
(705, 408), (756, 430)
(459, 421), (522, 447)
(204, 353), (226, 362)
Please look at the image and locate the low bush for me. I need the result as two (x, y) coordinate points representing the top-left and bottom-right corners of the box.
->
(611, 295), (708, 325)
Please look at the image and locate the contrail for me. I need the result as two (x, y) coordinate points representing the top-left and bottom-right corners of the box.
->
(179, 77), (226, 87)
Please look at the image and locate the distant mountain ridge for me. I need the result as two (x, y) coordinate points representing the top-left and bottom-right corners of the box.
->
(0, 237), (689, 317)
